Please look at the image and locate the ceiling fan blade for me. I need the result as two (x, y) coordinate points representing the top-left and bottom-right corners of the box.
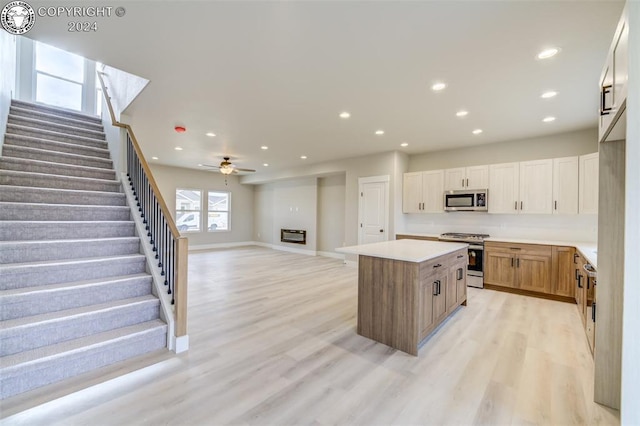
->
(201, 164), (221, 169)
(233, 168), (256, 172)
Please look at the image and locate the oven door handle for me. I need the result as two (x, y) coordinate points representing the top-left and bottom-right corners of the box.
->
(468, 245), (484, 250)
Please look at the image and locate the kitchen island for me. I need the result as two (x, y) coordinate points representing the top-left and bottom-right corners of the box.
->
(338, 239), (468, 355)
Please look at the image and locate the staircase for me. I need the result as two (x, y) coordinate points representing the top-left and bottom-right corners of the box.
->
(0, 100), (168, 400)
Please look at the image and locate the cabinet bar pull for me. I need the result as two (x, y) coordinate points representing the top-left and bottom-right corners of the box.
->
(437, 280), (442, 295)
(511, 257), (514, 267)
(600, 84), (612, 116)
(462, 179), (464, 187)
(578, 275), (583, 288)
(516, 257), (520, 268)
(520, 201), (523, 210)
(555, 200), (558, 210)
(515, 201), (518, 210)
(466, 178), (469, 187)
(592, 302), (596, 322)
(457, 255), (464, 259)
(433, 263), (442, 268)
(457, 268), (464, 280)
(433, 281), (439, 296)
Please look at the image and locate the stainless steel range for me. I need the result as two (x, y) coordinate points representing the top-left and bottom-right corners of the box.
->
(439, 232), (490, 288)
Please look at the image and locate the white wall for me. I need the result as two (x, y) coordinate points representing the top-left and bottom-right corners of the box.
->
(409, 128), (598, 171)
(243, 151), (404, 249)
(101, 64), (149, 119)
(253, 178), (319, 254)
(150, 164), (254, 248)
(317, 174), (346, 254)
(0, 31), (17, 152)
(621, 1), (640, 423)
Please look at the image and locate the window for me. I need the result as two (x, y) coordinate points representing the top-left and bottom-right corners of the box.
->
(175, 189), (202, 232)
(35, 42), (85, 111)
(208, 191), (230, 231)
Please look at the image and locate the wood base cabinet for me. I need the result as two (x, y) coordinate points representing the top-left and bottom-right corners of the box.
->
(551, 246), (576, 298)
(484, 242), (551, 294)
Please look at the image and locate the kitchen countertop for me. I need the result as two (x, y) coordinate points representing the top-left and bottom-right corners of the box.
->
(396, 234), (598, 269)
(337, 239), (468, 263)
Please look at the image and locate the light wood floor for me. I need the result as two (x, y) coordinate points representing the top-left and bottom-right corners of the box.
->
(1, 246), (619, 425)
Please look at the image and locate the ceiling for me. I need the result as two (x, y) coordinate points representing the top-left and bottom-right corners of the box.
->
(26, 0), (624, 174)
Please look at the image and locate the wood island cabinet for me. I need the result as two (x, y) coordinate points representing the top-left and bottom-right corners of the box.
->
(340, 240), (469, 355)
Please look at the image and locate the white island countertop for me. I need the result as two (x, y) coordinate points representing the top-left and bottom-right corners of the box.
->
(337, 239), (468, 263)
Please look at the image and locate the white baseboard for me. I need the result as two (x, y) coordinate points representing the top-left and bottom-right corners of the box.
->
(188, 241), (255, 251)
(172, 334), (189, 354)
(317, 251), (345, 260)
(252, 241), (317, 256)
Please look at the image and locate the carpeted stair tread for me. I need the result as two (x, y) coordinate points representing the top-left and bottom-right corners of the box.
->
(10, 100), (102, 124)
(0, 170), (121, 192)
(0, 220), (136, 241)
(7, 124), (107, 147)
(0, 253), (146, 269)
(9, 106), (104, 131)
(3, 135), (110, 158)
(0, 237), (141, 264)
(0, 273), (151, 297)
(0, 201), (131, 221)
(0, 319), (167, 369)
(0, 185), (126, 206)
(0, 274), (153, 321)
(1, 144), (113, 169)
(0, 295), (158, 331)
(8, 115), (105, 140)
(0, 156), (116, 180)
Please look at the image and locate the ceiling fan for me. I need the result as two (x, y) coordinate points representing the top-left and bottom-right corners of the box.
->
(202, 157), (256, 175)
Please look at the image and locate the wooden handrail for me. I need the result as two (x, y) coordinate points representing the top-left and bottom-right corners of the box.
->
(96, 71), (180, 237)
(97, 71), (187, 339)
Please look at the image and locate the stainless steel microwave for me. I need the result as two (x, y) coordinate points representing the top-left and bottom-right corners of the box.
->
(444, 189), (488, 212)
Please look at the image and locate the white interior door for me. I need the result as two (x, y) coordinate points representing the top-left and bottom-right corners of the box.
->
(359, 178), (389, 244)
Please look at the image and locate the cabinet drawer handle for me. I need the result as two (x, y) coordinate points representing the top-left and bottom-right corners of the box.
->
(457, 255), (464, 259)
(516, 258), (520, 268)
(592, 302), (596, 322)
(433, 263), (442, 268)
(601, 84), (612, 116)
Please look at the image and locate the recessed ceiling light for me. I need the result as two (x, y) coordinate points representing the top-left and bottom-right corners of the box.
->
(400, 142), (409, 147)
(339, 112), (351, 119)
(472, 129), (483, 135)
(543, 116), (556, 122)
(431, 82), (447, 91)
(205, 132), (216, 137)
(375, 130), (385, 135)
(261, 146), (268, 150)
(456, 110), (468, 117)
(263, 163), (269, 167)
(151, 156), (158, 160)
(174, 147), (183, 151)
(197, 164), (203, 167)
(300, 155), (307, 159)
(537, 48), (559, 59)
(541, 91), (557, 99)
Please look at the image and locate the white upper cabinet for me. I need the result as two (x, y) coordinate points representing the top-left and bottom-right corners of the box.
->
(519, 159), (553, 214)
(444, 168), (466, 191)
(444, 165), (489, 190)
(552, 156), (579, 215)
(579, 152), (599, 214)
(403, 172), (423, 214)
(403, 170), (445, 213)
(599, 6), (628, 143)
(488, 162), (519, 214)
